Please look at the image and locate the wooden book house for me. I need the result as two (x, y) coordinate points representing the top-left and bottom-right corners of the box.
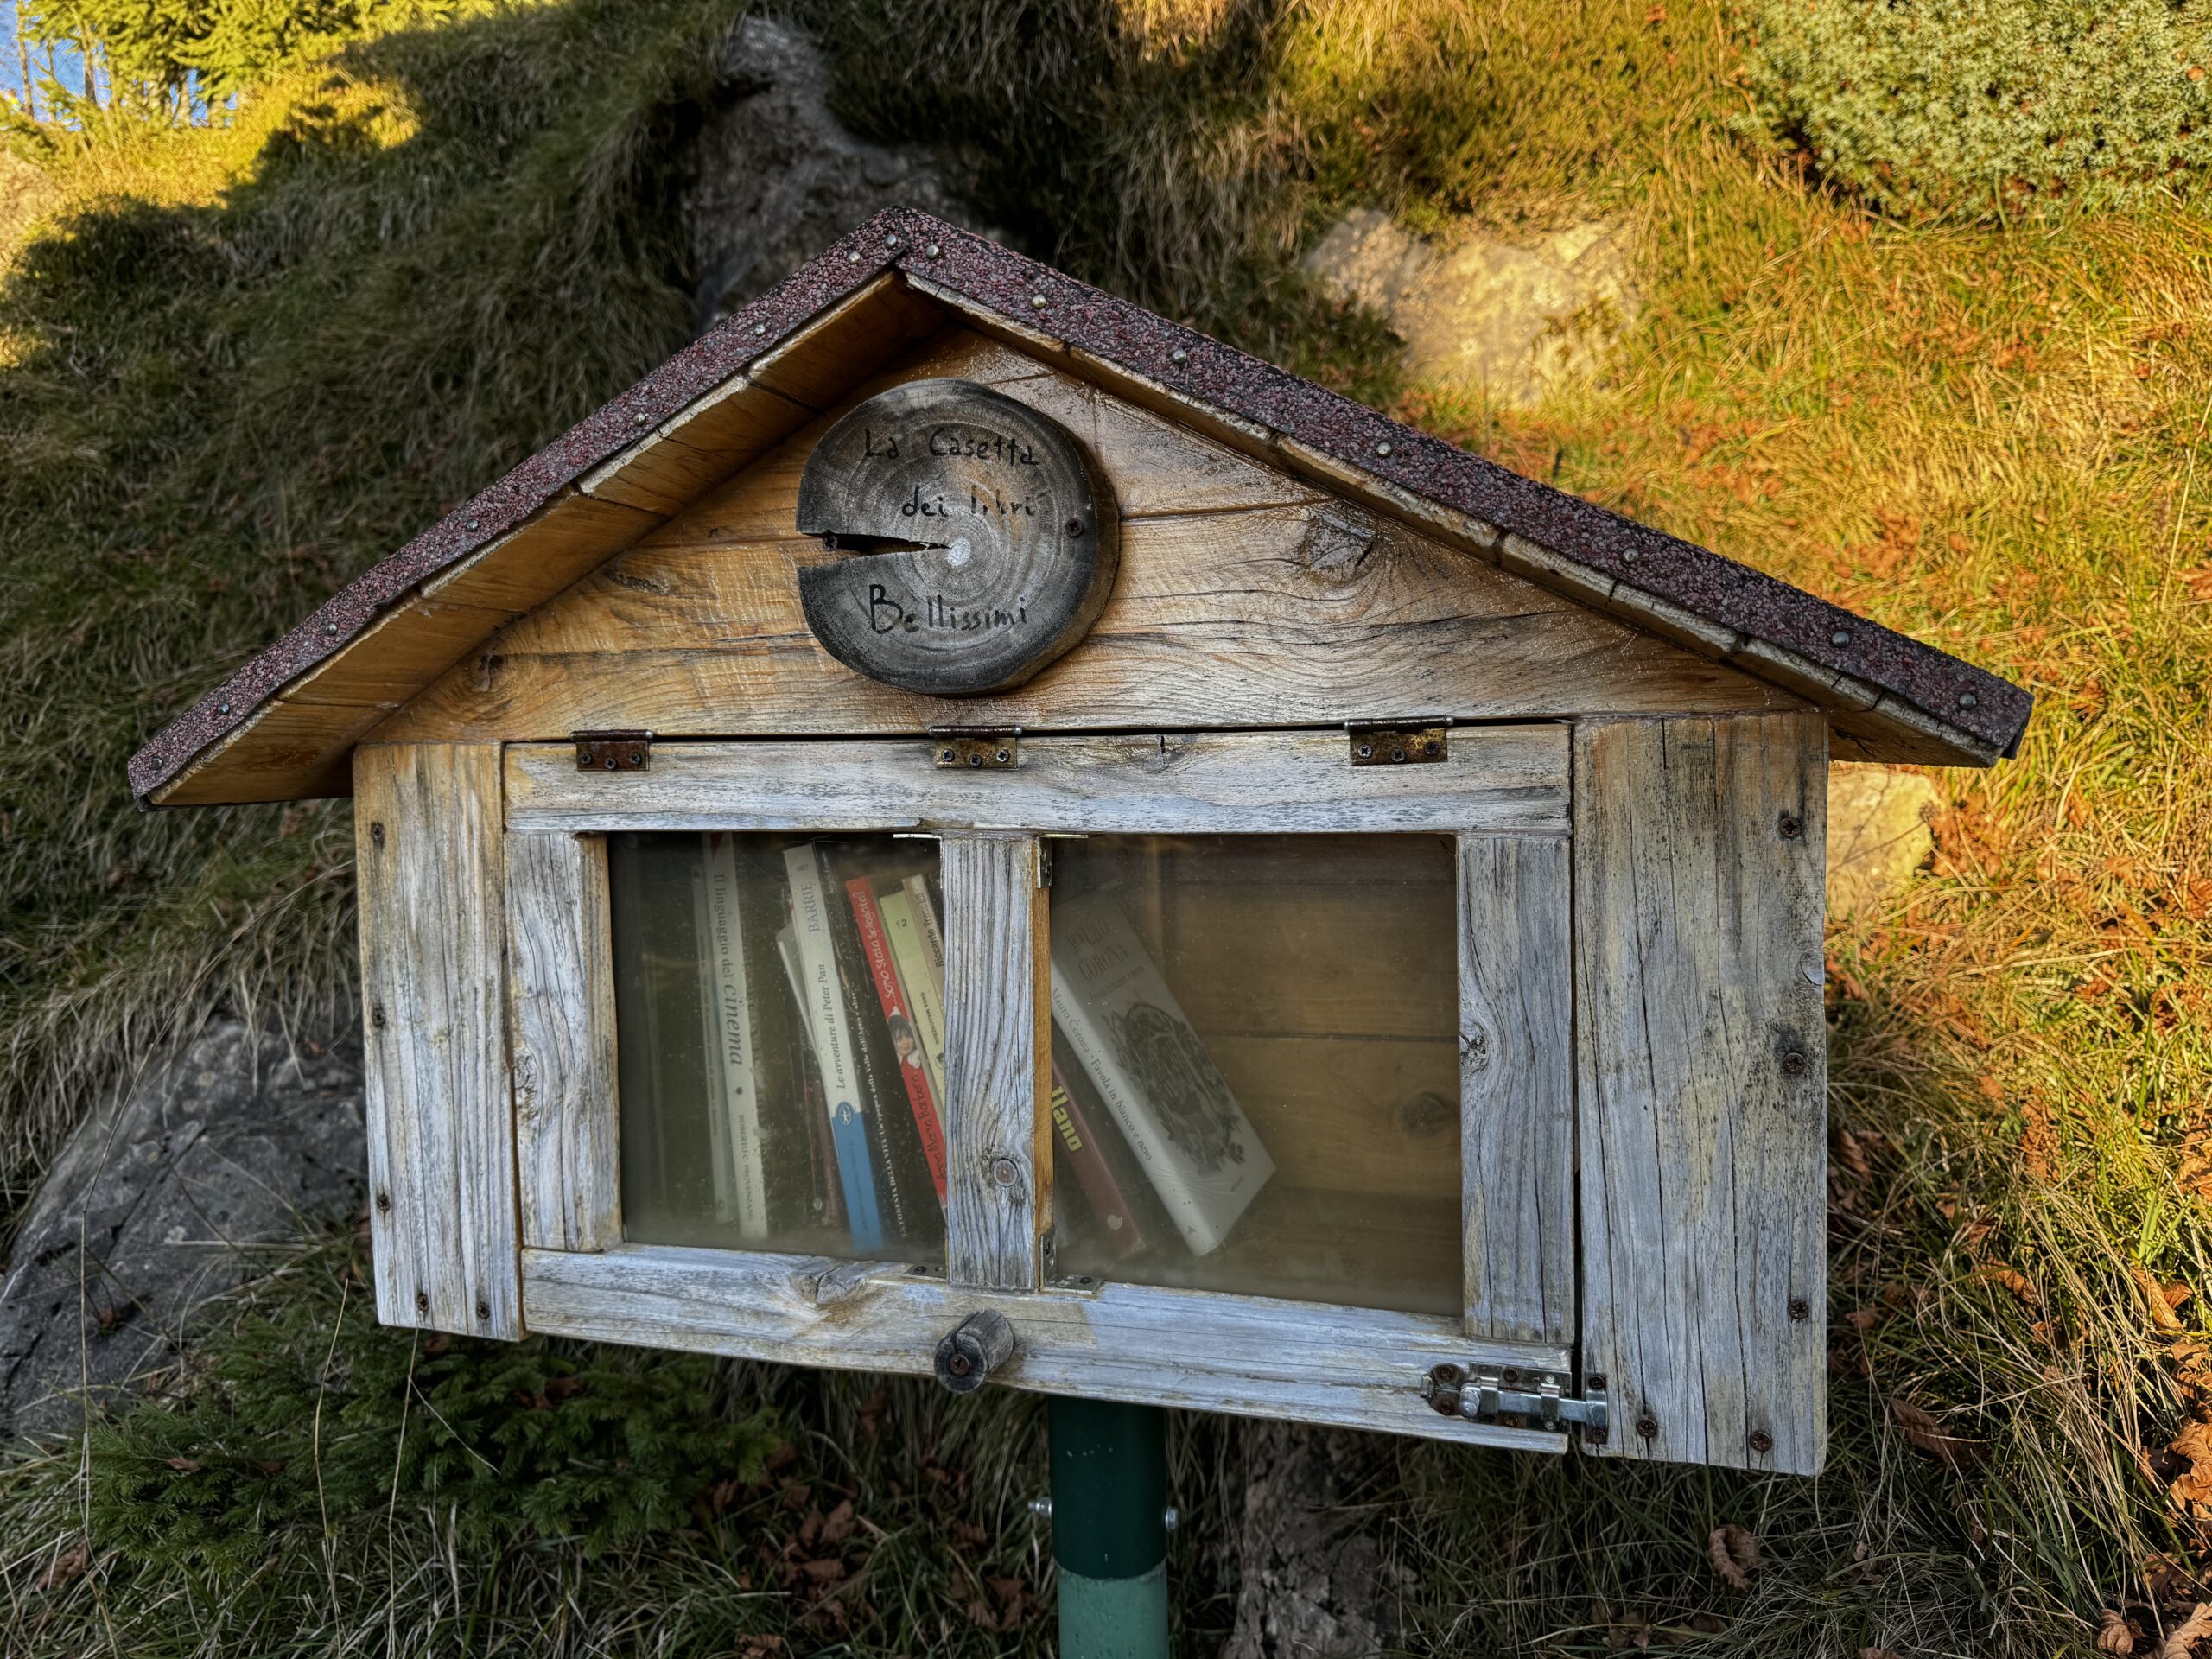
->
(130, 209), (2030, 1474)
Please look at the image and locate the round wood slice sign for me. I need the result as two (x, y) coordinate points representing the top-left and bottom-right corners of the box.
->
(793, 378), (1119, 696)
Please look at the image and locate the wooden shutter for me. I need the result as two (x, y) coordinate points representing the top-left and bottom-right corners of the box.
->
(1573, 713), (1827, 1474)
(356, 742), (522, 1338)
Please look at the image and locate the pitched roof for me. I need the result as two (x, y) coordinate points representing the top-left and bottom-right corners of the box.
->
(128, 205), (2031, 805)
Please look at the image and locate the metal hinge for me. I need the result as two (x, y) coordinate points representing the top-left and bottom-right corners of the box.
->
(1422, 1363), (1608, 1442)
(574, 729), (652, 772)
(1347, 718), (1451, 766)
(931, 726), (1020, 770)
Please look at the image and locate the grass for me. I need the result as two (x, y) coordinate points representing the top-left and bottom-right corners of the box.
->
(2, 0), (2209, 1652)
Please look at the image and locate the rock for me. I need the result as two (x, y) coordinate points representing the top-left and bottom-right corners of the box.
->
(0, 1016), (365, 1443)
(1827, 766), (1942, 917)
(683, 17), (988, 334)
(1302, 207), (1637, 404)
(1221, 1420), (1406, 1658)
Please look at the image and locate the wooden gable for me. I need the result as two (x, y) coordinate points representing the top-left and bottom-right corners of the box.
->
(374, 328), (1796, 747)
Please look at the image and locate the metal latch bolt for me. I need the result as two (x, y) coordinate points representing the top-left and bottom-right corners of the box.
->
(1347, 718), (1451, 766)
(1422, 1364), (1608, 1442)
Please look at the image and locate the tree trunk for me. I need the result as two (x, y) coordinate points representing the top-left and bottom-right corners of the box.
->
(1220, 1421), (1403, 1659)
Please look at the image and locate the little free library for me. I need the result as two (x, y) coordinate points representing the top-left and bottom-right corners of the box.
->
(129, 207), (2031, 1480)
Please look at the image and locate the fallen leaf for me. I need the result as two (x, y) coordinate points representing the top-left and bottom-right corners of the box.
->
(164, 1457), (200, 1475)
(1707, 1523), (1759, 1590)
(1891, 1398), (1983, 1468)
(2170, 1420), (2212, 1506)
(2133, 1265), (2188, 1334)
(1977, 1264), (2042, 1307)
(798, 1557), (845, 1585)
(2101, 1607), (2139, 1654)
(1607, 1611), (1654, 1650)
(819, 1499), (856, 1545)
(1861, 1649), (1904, 1659)
(2164, 1602), (2212, 1659)
(37, 1545), (88, 1591)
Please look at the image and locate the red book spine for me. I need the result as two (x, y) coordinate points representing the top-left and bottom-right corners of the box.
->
(846, 874), (949, 1203)
(1051, 1063), (1145, 1258)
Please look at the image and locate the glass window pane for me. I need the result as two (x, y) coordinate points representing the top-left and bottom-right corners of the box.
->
(609, 831), (947, 1266)
(1046, 834), (1461, 1317)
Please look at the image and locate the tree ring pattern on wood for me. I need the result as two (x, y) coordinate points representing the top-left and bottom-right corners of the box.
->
(794, 378), (1120, 696)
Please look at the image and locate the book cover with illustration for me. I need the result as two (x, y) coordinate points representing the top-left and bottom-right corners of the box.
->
(1048, 890), (1274, 1255)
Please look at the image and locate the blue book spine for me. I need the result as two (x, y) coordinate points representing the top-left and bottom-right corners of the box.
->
(827, 1098), (883, 1252)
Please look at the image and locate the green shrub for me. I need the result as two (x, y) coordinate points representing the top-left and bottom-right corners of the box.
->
(87, 1242), (780, 1567)
(1740, 0), (2212, 219)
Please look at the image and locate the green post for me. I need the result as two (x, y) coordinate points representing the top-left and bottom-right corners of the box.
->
(1050, 1395), (1170, 1658)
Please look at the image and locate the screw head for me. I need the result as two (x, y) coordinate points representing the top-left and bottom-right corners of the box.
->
(1357, 743), (1374, 759)
(325, 621), (339, 634)
(1781, 1049), (1808, 1077)
(1171, 346), (1188, 364)
(847, 251), (861, 264)
(1389, 747), (1406, 762)
(1749, 1429), (1774, 1454)
(369, 822), (385, 848)
(1777, 811), (1803, 840)
(969, 753), (983, 767)
(415, 1290), (430, 1314)
(948, 1350), (972, 1376)
(1374, 441), (1393, 457)
(217, 702), (230, 715)
(995, 747), (1010, 764)
(884, 233), (899, 247)
(991, 1156), (1019, 1186)
(467, 518), (480, 531)
(1959, 691), (1979, 709)
(1621, 548), (1639, 564)
(1789, 1297), (1812, 1322)
(1423, 739), (1440, 755)
(375, 1190), (391, 1212)
(633, 411), (648, 425)
(939, 747), (956, 763)
(1031, 293), (1047, 309)
(1636, 1414), (1660, 1440)
(1831, 629), (1852, 646)
(753, 322), (766, 336)
(371, 1004), (386, 1030)
(476, 1300), (491, 1321)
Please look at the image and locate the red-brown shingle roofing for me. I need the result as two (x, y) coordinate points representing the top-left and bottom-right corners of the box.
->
(129, 205), (2030, 804)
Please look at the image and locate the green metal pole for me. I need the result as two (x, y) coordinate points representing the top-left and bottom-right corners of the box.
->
(1049, 1395), (1170, 1659)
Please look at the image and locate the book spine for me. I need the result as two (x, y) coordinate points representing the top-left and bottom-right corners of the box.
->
(848, 876), (948, 1204)
(690, 849), (737, 1222)
(779, 925), (845, 1234)
(781, 845), (886, 1253)
(878, 892), (950, 1117)
(1049, 1057), (1146, 1258)
(906, 871), (946, 981)
(701, 834), (771, 1237)
(819, 850), (923, 1243)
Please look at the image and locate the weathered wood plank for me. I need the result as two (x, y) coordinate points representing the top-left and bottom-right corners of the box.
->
(745, 272), (946, 409)
(355, 742), (521, 1338)
(940, 836), (1045, 1291)
(521, 1242), (1571, 1451)
(579, 377), (815, 516)
(1458, 833), (1574, 1346)
(501, 728), (1570, 837)
(505, 830), (620, 1254)
(378, 490), (1788, 742)
(1573, 714), (1827, 1475)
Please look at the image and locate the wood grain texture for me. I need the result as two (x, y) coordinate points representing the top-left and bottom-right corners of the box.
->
(522, 1243), (1571, 1450)
(940, 836), (1043, 1291)
(501, 728), (1569, 837)
(580, 378), (815, 515)
(505, 830), (620, 1254)
(1458, 833), (1575, 1345)
(793, 378), (1120, 695)
(376, 333), (1789, 745)
(1573, 714), (1828, 1475)
(355, 742), (521, 1338)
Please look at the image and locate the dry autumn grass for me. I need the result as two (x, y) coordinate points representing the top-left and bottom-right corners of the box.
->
(0, 0), (2209, 1653)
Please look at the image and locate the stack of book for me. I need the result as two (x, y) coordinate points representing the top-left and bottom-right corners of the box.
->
(625, 834), (1276, 1268)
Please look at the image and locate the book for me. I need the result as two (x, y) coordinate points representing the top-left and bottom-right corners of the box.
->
(905, 872), (946, 994)
(777, 925), (846, 1236)
(1048, 890), (1275, 1255)
(819, 844), (943, 1246)
(780, 848), (887, 1253)
(692, 834), (770, 1236)
(1047, 1046), (1151, 1259)
(846, 872), (949, 1204)
(878, 889), (949, 1116)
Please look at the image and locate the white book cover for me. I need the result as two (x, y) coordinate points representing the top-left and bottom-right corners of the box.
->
(1047, 890), (1274, 1255)
(878, 890), (948, 1115)
(781, 842), (886, 1253)
(697, 834), (769, 1237)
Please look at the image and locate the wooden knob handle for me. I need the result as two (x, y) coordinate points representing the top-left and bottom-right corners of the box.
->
(934, 1309), (1016, 1395)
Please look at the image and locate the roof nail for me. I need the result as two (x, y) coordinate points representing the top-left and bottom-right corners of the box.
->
(752, 322), (766, 336)
(466, 518), (480, 531)
(634, 412), (648, 425)
(1959, 691), (1979, 709)
(1621, 548), (1638, 564)
(325, 622), (338, 634)
(847, 251), (861, 264)
(1830, 629), (1851, 646)
(1171, 346), (1188, 364)
(1374, 441), (1393, 457)
(217, 702), (230, 715)
(1031, 293), (1047, 310)
(925, 242), (941, 257)
(884, 233), (898, 247)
